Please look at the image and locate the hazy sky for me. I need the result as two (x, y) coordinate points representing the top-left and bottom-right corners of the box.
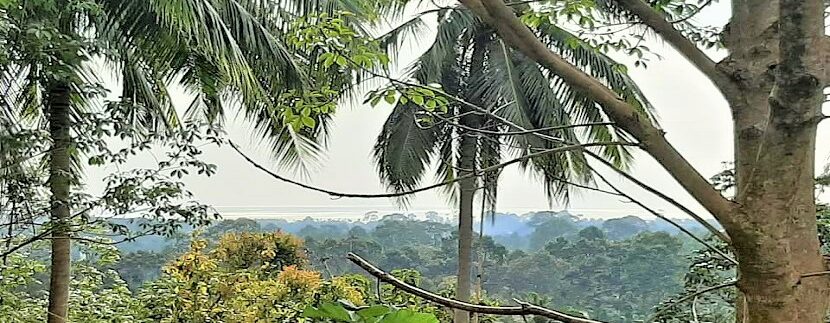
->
(86, 1), (830, 219)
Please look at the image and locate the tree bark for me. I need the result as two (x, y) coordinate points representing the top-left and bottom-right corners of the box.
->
(46, 81), (72, 323)
(728, 0), (829, 321)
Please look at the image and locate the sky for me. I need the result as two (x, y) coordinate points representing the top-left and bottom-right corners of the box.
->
(85, 1), (830, 220)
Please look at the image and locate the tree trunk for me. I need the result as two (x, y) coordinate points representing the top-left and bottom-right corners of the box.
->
(454, 30), (489, 323)
(46, 81), (72, 323)
(722, 0), (830, 321)
(455, 134), (475, 323)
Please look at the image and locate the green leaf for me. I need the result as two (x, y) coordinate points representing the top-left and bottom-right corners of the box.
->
(384, 94), (396, 105)
(370, 95), (383, 106)
(336, 56), (348, 67)
(301, 116), (316, 128)
(379, 310), (438, 323)
(302, 305), (328, 319)
(356, 305), (391, 320)
(320, 302), (352, 321)
(411, 95), (424, 106)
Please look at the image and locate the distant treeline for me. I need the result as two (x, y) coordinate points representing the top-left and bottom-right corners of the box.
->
(112, 211), (713, 322)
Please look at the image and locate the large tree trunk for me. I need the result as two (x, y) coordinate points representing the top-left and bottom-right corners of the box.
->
(722, 0), (830, 321)
(46, 81), (72, 323)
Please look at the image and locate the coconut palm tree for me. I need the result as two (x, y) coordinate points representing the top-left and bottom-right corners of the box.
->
(0, 0), (386, 321)
(372, 8), (653, 322)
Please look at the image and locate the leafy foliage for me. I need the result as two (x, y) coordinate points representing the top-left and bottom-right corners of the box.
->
(304, 302), (440, 323)
(370, 5), (654, 209)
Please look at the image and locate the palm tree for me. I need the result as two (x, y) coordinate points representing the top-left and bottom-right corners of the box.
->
(0, 1), (384, 321)
(372, 8), (653, 323)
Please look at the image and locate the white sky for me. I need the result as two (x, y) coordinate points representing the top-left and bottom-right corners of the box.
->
(85, 1), (830, 219)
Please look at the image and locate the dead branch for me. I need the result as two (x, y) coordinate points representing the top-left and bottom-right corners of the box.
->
(346, 252), (604, 323)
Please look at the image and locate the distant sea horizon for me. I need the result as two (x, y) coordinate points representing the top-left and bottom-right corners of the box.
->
(212, 205), (671, 221)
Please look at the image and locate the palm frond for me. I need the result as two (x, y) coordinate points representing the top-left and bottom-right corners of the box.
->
(478, 133), (501, 219)
(434, 126), (458, 203)
(98, 0), (357, 172)
(118, 50), (180, 133)
(375, 13), (430, 63)
(536, 22), (654, 169)
(373, 102), (443, 206)
(410, 8), (477, 83)
(468, 39), (591, 204)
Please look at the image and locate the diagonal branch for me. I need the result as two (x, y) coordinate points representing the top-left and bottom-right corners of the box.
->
(344, 56), (731, 244)
(460, 0), (738, 228)
(587, 152), (731, 244)
(615, 0), (736, 95)
(347, 253), (604, 323)
(591, 168), (737, 264)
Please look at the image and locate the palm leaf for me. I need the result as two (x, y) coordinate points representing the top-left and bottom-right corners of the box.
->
(469, 40), (586, 204)
(373, 102), (443, 206)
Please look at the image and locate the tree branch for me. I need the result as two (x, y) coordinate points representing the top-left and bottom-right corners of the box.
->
(0, 229), (52, 258)
(615, 0), (735, 94)
(230, 140), (627, 199)
(649, 280), (737, 322)
(346, 253), (604, 323)
(799, 270), (830, 280)
(587, 152), (732, 244)
(348, 53), (731, 244)
(591, 169), (737, 265)
(462, 0), (737, 228)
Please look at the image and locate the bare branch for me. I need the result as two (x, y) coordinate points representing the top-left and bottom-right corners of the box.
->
(462, 0), (738, 228)
(347, 253), (604, 323)
(615, 0), (735, 94)
(230, 140), (627, 199)
(649, 280), (737, 322)
(800, 270), (830, 280)
(587, 153), (732, 244)
(551, 175), (625, 196)
(0, 229), (52, 258)
(591, 169), (737, 265)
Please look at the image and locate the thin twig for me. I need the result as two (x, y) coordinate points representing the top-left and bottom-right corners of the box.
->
(588, 153), (732, 244)
(0, 229), (52, 258)
(592, 170), (738, 265)
(649, 280), (736, 322)
(691, 295), (700, 323)
(801, 270), (830, 279)
(230, 140), (625, 199)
